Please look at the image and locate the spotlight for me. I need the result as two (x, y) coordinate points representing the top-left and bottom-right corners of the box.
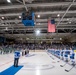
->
(2, 17), (4, 19)
(35, 30), (40, 35)
(60, 38), (62, 40)
(57, 14), (60, 17)
(37, 15), (40, 18)
(19, 16), (21, 19)
(7, 0), (11, 3)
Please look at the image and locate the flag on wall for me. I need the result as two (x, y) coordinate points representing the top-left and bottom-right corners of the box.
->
(48, 19), (56, 32)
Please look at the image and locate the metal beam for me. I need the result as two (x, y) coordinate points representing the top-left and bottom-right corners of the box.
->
(57, 0), (75, 27)
(16, 0), (23, 3)
(36, 18), (76, 22)
(0, 22), (76, 27)
(22, 0), (28, 11)
(0, 24), (76, 28)
(0, 13), (21, 17)
(0, 23), (74, 27)
(0, 2), (76, 10)
(0, 28), (75, 30)
(1, 18), (76, 24)
(35, 11), (76, 15)
(0, 10), (76, 17)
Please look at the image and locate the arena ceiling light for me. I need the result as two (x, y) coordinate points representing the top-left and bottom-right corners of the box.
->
(7, 0), (11, 3)
(2, 17), (4, 19)
(57, 14), (60, 17)
(37, 15), (40, 18)
(5, 27), (8, 31)
(35, 30), (40, 35)
(19, 16), (21, 19)
(60, 38), (62, 40)
(69, 21), (71, 24)
(67, 18), (69, 21)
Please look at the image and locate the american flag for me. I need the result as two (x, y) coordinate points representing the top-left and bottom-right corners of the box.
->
(48, 19), (56, 32)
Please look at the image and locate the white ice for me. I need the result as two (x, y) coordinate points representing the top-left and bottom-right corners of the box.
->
(0, 51), (76, 75)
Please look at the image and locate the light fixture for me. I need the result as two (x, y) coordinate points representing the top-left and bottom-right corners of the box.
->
(5, 27), (8, 30)
(37, 15), (40, 18)
(69, 21), (71, 24)
(67, 18), (69, 21)
(2, 17), (4, 19)
(35, 30), (40, 35)
(60, 38), (62, 40)
(7, 0), (11, 3)
(19, 16), (21, 19)
(57, 14), (60, 17)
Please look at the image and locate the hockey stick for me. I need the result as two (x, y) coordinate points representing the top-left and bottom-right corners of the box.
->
(60, 60), (70, 67)
(60, 63), (67, 67)
(65, 63), (76, 72)
(65, 66), (74, 72)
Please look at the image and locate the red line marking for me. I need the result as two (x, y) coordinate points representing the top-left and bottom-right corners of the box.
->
(0, 60), (14, 67)
(0, 56), (24, 67)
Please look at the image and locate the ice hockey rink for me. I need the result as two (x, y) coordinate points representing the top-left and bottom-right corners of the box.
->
(0, 0), (76, 75)
(0, 50), (76, 75)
